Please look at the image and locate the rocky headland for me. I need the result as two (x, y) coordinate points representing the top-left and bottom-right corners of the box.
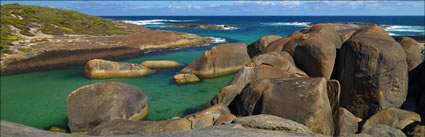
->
(0, 4), (213, 75)
(164, 23), (237, 30)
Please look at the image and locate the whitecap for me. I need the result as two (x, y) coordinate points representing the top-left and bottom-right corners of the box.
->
(261, 22), (311, 27)
(216, 25), (239, 30)
(384, 25), (425, 33)
(123, 19), (196, 26)
(208, 37), (226, 43)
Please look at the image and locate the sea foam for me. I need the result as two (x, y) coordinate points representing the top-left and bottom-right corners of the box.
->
(123, 19), (196, 25)
(261, 22), (311, 27)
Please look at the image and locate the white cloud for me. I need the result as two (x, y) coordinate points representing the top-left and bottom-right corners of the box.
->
(279, 1), (301, 8)
(256, 1), (275, 6)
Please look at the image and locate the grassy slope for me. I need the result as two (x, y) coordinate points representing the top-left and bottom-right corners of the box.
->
(0, 4), (125, 53)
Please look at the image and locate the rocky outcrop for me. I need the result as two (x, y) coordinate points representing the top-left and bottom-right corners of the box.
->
(67, 82), (148, 134)
(362, 108), (421, 131)
(396, 37), (423, 71)
(88, 104), (233, 136)
(335, 108), (359, 136)
(337, 25), (408, 120)
(323, 22), (377, 33)
(247, 35), (282, 58)
(1, 21), (213, 75)
(301, 24), (343, 48)
(164, 24), (236, 30)
(173, 73), (201, 84)
(84, 59), (153, 79)
(262, 32), (303, 54)
(230, 78), (334, 136)
(406, 125), (425, 137)
(178, 43), (250, 78)
(0, 120), (330, 137)
(140, 60), (183, 69)
(361, 124), (407, 137)
(232, 114), (312, 133)
(293, 33), (336, 79)
(207, 51), (307, 107)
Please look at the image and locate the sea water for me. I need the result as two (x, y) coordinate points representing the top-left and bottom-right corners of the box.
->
(1, 16), (424, 129)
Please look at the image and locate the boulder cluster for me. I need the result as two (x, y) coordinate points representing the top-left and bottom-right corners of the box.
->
(2, 23), (424, 137)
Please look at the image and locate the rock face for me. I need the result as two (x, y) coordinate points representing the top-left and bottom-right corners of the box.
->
(140, 60), (183, 69)
(262, 32), (303, 54)
(407, 126), (425, 137)
(361, 124), (407, 137)
(396, 37), (423, 71)
(337, 25), (409, 120)
(293, 33), (336, 79)
(179, 43), (250, 78)
(362, 108), (421, 130)
(301, 24), (343, 48)
(230, 78), (334, 136)
(67, 82), (148, 134)
(84, 59), (153, 79)
(88, 104), (233, 136)
(335, 108), (359, 136)
(247, 35), (282, 58)
(207, 51), (307, 107)
(233, 114), (312, 133)
(173, 73), (201, 84)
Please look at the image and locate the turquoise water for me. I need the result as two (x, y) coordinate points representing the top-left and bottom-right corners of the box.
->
(1, 16), (424, 129)
(0, 45), (235, 129)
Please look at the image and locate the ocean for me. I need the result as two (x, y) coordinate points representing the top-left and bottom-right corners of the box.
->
(1, 16), (424, 129)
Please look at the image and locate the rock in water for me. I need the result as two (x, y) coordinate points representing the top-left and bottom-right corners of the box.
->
(247, 35), (282, 58)
(293, 33), (336, 79)
(262, 32), (303, 55)
(361, 125), (407, 137)
(84, 59), (153, 79)
(362, 108), (421, 130)
(337, 25), (408, 120)
(179, 43), (251, 78)
(396, 37), (423, 71)
(140, 60), (183, 69)
(301, 24), (343, 48)
(173, 73), (201, 84)
(335, 108), (359, 136)
(233, 114), (312, 133)
(67, 82), (148, 134)
(207, 51), (307, 107)
(230, 78), (334, 136)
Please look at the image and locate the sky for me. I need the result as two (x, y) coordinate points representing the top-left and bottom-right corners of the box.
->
(1, 1), (424, 16)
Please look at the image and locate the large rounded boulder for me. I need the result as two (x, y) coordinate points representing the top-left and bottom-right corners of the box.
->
(179, 43), (251, 78)
(230, 78), (334, 136)
(362, 108), (421, 131)
(140, 60), (183, 69)
(247, 35), (282, 58)
(293, 33), (337, 79)
(67, 82), (148, 134)
(301, 24), (343, 48)
(207, 51), (308, 107)
(396, 37), (422, 71)
(262, 31), (303, 54)
(84, 59), (153, 79)
(337, 25), (408, 120)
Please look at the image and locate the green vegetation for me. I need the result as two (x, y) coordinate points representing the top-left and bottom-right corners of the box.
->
(0, 4), (126, 53)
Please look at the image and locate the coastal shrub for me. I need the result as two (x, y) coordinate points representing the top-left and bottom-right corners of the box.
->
(0, 3), (126, 53)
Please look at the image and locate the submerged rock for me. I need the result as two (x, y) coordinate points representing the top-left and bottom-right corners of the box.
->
(67, 82), (148, 134)
(337, 25), (408, 120)
(230, 78), (334, 136)
(179, 43), (250, 78)
(84, 59), (153, 79)
(247, 35), (282, 58)
(173, 73), (201, 84)
(140, 60), (183, 69)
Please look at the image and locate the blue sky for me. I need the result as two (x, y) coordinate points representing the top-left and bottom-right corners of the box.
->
(1, 1), (424, 16)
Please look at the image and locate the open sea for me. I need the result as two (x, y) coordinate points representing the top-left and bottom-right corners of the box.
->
(1, 16), (424, 130)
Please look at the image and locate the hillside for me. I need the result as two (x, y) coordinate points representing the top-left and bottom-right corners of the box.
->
(0, 4), (125, 53)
